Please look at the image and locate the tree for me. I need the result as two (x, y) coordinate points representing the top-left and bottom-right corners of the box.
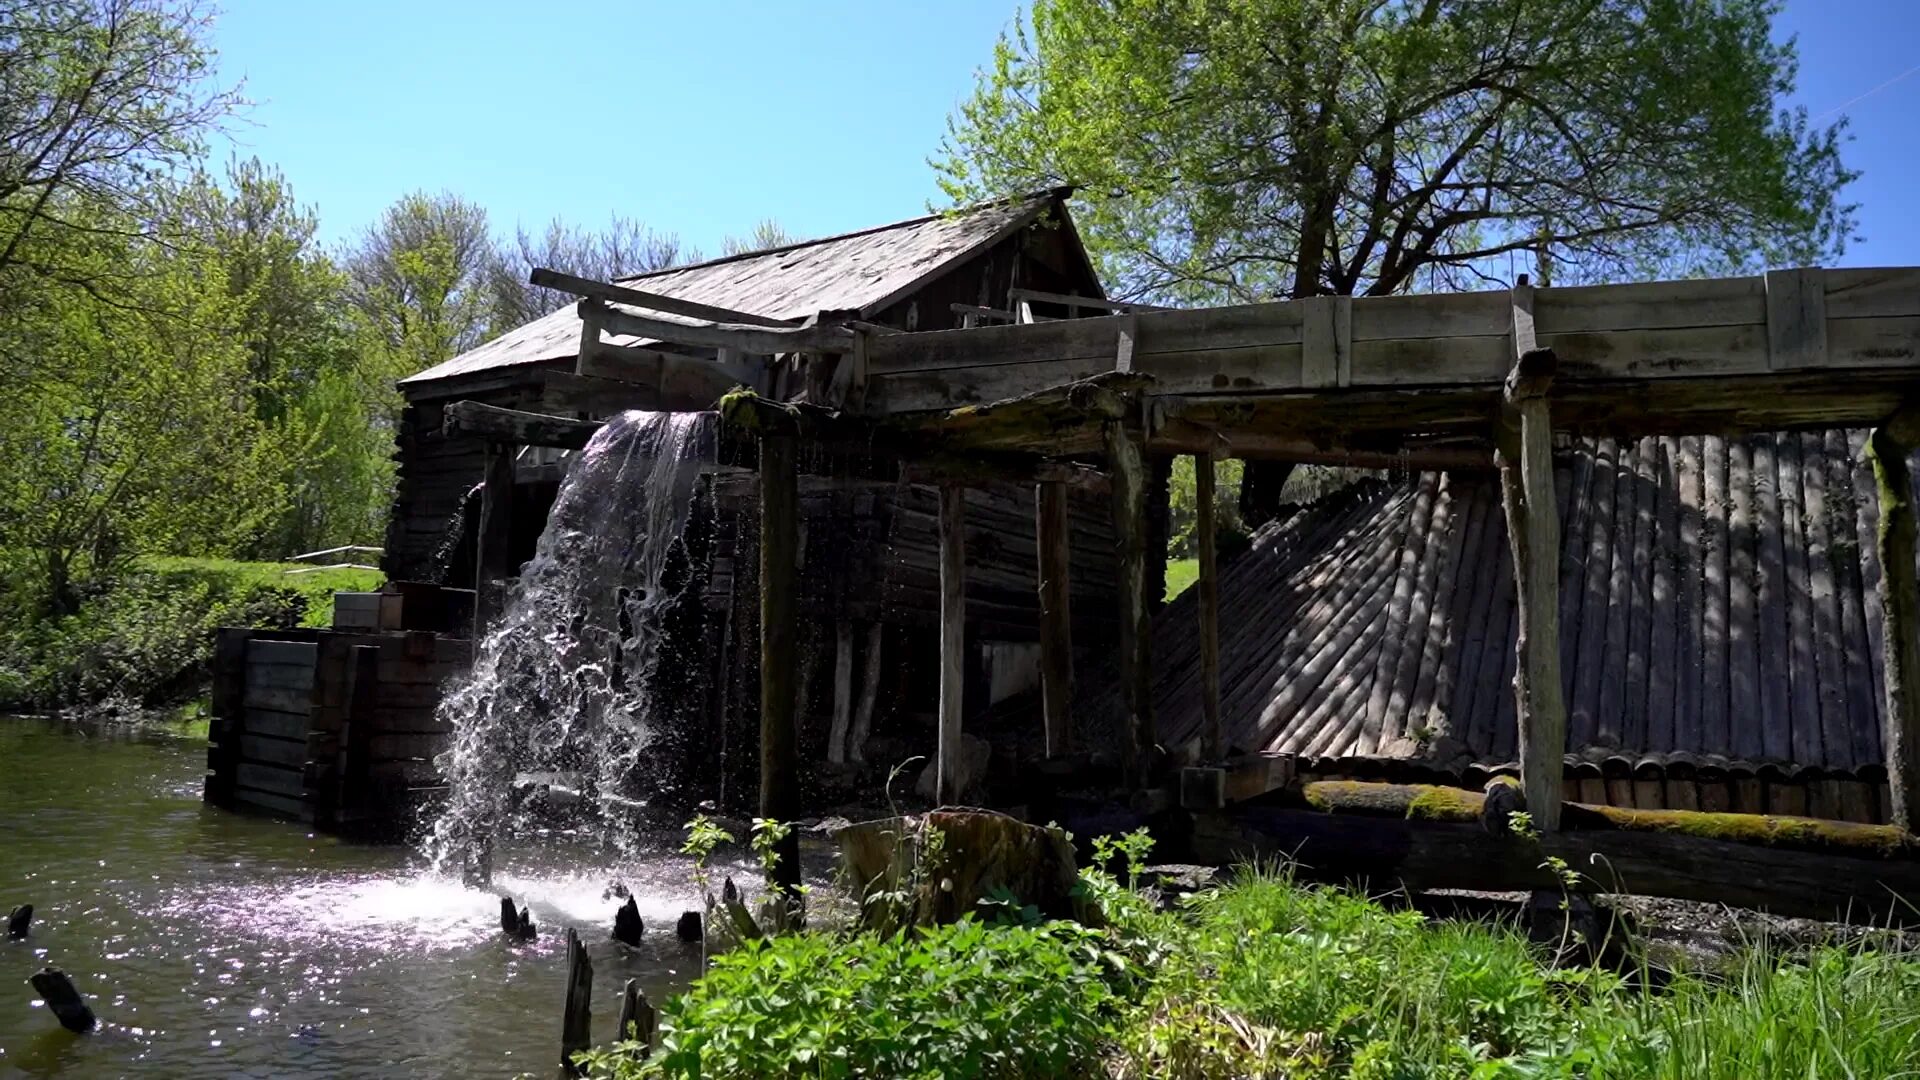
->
(485, 214), (694, 333)
(722, 219), (801, 257)
(0, 0), (239, 300)
(937, 0), (1856, 304)
(344, 191), (493, 373)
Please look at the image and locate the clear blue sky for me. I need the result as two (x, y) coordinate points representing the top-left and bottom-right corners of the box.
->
(212, 0), (1919, 266)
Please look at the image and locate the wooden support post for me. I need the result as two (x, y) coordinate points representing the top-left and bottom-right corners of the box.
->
(474, 442), (516, 639)
(1107, 421), (1154, 785)
(30, 967), (95, 1033)
(848, 622), (883, 764)
(1867, 409), (1920, 832)
(1195, 452), (1224, 761)
(1035, 480), (1074, 758)
(938, 484), (968, 803)
(616, 979), (656, 1052)
(828, 619), (855, 764)
(558, 928), (593, 1078)
(335, 644), (378, 829)
(1498, 345), (1567, 832)
(758, 434), (802, 895)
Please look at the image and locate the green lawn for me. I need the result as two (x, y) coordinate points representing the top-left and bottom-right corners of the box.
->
(1165, 557), (1198, 601)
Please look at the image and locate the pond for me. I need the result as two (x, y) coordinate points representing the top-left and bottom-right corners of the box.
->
(0, 717), (744, 1078)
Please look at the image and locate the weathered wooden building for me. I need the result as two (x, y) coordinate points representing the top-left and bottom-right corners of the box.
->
(209, 192), (1140, 824)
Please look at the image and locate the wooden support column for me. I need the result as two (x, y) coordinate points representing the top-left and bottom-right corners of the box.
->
(938, 484), (968, 803)
(758, 434), (802, 894)
(848, 622), (884, 764)
(473, 441), (516, 639)
(1107, 421), (1154, 785)
(1195, 453), (1224, 761)
(1498, 343), (1567, 831)
(827, 619), (855, 764)
(1867, 407), (1920, 832)
(1035, 480), (1074, 758)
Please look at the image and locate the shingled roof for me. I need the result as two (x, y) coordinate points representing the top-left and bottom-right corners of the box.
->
(402, 191), (1068, 386)
(1148, 431), (1906, 785)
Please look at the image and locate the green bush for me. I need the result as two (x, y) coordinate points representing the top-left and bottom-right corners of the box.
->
(579, 918), (1120, 1079)
(0, 555), (379, 712)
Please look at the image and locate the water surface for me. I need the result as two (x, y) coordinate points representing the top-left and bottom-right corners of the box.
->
(0, 717), (729, 1079)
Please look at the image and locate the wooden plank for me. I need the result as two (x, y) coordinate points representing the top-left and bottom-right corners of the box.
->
(1753, 434), (1793, 763)
(231, 787), (309, 820)
(531, 266), (794, 328)
(1352, 288), (1508, 342)
(591, 300), (854, 355)
(1645, 439), (1680, 764)
(1595, 436), (1638, 750)
(1782, 433), (1821, 768)
(1805, 430), (1852, 774)
(828, 620), (855, 765)
(1195, 453), (1223, 760)
(248, 640), (318, 669)
(1036, 481), (1074, 759)
(1533, 275), (1765, 334)
(1500, 350), (1566, 830)
(475, 441), (516, 637)
(241, 707), (311, 741)
(848, 622), (884, 763)
(1571, 438), (1619, 750)
(234, 762), (305, 799)
(1832, 428), (1879, 775)
(1766, 268), (1827, 370)
(246, 662), (316, 692)
(242, 684), (312, 714)
(1300, 295), (1351, 387)
(937, 485), (967, 802)
(1727, 438), (1761, 760)
(758, 434), (802, 892)
(1824, 268), (1920, 319)
(1543, 323), (1770, 380)
(1700, 436), (1731, 761)
(1868, 418), (1920, 831)
(238, 734), (308, 769)
(1828, 315), (1920, 368)
(444, 400), (599, 449)
(1347, 334), (1511, 386)
(1107, 422), (1153, 785)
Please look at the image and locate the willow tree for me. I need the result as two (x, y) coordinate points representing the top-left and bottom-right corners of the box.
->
(937, 0), (1856, 304)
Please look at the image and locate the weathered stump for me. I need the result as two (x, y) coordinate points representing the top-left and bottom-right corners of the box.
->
(558, 928), (592, 1078)
(30, 967), (95, 1033)
(500, 896), (535, 942)
(675, 910), (702, 943)
(7, 904), (31, 939)
(616, 979), (657, 1051)
(612, 897), (643, 946)
(836, 810), (1079, 929)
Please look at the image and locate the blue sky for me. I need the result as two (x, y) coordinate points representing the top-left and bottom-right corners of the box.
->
(212, 0), (1919, 265)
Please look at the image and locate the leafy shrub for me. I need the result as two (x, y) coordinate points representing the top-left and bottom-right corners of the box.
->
(578, 918), (1119, 1079)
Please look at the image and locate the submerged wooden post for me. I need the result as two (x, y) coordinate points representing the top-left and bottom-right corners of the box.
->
(558, 928), (593, 1077)
(616, 978), (656, 1051)
(1867, 409), (1920, 832)
(474, 441), (516, 639)
(1498, 343), (1567, 831)
(1195, 452), (1224, 761)
(1035, 480), (1074, 758)
(758, 434), (802, 894)
(1106, 421), (1154, 785)
(938, 484), (968, 803)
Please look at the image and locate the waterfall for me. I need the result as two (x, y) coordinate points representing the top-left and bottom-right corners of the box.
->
(428, 410), (718, 875)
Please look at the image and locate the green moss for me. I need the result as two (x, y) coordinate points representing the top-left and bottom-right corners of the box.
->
(1570, 803), (1912, 857)
(1405, 784), (1488, 823)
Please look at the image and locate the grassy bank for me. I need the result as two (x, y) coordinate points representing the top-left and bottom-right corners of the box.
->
(0, 555), (380, 713)
(1165, 557), (1198, 601)
(580, 853), (1920, 1079)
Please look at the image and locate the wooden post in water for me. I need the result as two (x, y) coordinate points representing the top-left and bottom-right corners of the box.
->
(1035, 480), (1074, 758)
(1498, 284), (1567, 831)
(758, 434), (802, 895)
(938, 483), (968, 803)
(617, 979), (657, 1052)
(558, 928), (593, 1077)
(1195, 452), (1224, 762)
(474, 441), (516, 639)
(1867, 407), (1920, 833)
(1106, 421), (1154, 786)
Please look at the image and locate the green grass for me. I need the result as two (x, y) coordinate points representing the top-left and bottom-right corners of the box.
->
(1165, 557), (1198, 601)
(581, 849), (1920, 1080)
(0, 554), (383, 711)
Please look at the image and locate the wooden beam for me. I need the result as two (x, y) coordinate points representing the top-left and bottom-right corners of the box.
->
(828, 620), (855, 765)
(445, 400), (600, 449)
(588, 300), (855, 356)
(1499, 342), (1568, 831)
(849, 622), (883, 764)
(473, 442), (516, 640)
(1107, 421), (1154, 785)
(758, 434), (802, 894)
(938, 484), (968, 803)
(1008, 287), (1173, 313)
(1195, 452), (1224, 762)
(533, 267), (793, 328)
(1036, 480), (1074, 758)
(1868, 408), (1920, 833)
(1191, 782), (1920, 927)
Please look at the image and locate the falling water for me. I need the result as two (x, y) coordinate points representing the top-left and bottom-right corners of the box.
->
(428, 410), (718, 875)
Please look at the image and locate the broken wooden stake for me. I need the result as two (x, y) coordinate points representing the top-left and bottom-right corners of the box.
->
(30, 967), (95, 1033)
(499, 896), (535, 942)
(7, 904), (31, 939)
(612, 896), (643, 946)
(616, 979), (657, 1051)
(558, 928), (593, 1077)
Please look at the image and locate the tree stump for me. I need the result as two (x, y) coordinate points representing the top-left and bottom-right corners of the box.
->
(835, 810), (1079, 929)
(675, 910), (702, 943)
(612, 897), (643, 946)
(30, 967), (95, 1033)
